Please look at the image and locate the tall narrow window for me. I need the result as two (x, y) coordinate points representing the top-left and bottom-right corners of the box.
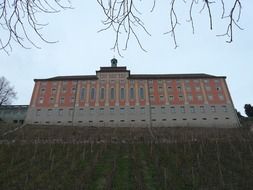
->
(200, 106), (205, 113)
(139, 87), (144, 99)
(180, 106), (185, 113)
(100, 88), (105, 99)
(47, 109), (52, 116)
(90, 88), (95, 100)
(60, 97), (65, 104)
(36, 109), (41, 116)
(120, 88), (125, 100)
(170, 107), (176, 113)
(222, 105), (228, 112)
(190, 106), (195, 113)
(58, 109), (63, 116)
(69, 109), (73, 116)
(51, 88), (56, 95)
(130, 87), (135, 99)
(80, 88), (86, 100)
(211, 106), (216, 112)
(110, 88), (115, 100)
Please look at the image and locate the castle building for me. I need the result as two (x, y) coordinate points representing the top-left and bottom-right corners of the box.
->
(25, 59), (239, 127)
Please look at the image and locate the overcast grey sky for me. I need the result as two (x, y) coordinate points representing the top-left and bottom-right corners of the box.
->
(1, 1), (252, 115)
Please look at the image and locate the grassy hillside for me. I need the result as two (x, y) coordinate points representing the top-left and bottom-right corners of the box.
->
(0, 125), (253, 190)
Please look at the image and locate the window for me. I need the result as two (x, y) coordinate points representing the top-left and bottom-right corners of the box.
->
(197, 95), (203, 101)
(60, 97), (65, 104)
(50, 97), (54, 104)
(110, 108), (115, 113)
(100, 88), (105, 99)
(90, 88), (95, 100)
(70, 96), (75, 103)
(79, 108), (84, 115)
(180, 106), (185, 113)
(139, 87), (144, 99)
(40, 88), (45, 95)
(140, 107), (145, 114)
(179, 95), (184, 101)
(80, 88), (86, 100)
(167, 86), (172, 91)
(51, 88), (56, 94)
(62, 81), (67, 86)
(208, 95), (213, 101)
(69, 109), (73, 116)
(177, 86), (182, 92)
(120, 88), (125, 100)
(151, 107), (156, 114)
(110, 88), (115, 100)
(39, 97), (44, 104)
(58, 109), (63, 116)
(222, 105), (228, 112)
(62, 87), (67, 94)
(158, 86), (163, 93)
(72, 87), (76, 94)
(170, 107), (176, 113)
(36, 109), (41, 116)
(190, 106), (195, 113)
(186, 86), (191, 92)
(130, 87), (135, 99)
(149, 87), (154, 93)
(211, 106), (216, 112)
(130, 107), (135, 113)
(219, 94), (224, 100)
(160, 96), (164, 101)
(188, 95), (193, 101)
(90, 108), (94, 114)
(47, 109), (52, 116)
(205, 86), (211, 91)
(195, 86), (201, 91)
(99, 108), (104, 113)
(120, 108), (125, 113)
(169, 96), (174, 101)
(161, 107), (165, 113)
(200, 106), (205, 113)
(203, 79), (209, 84)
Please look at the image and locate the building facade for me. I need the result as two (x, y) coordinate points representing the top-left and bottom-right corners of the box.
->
(0, 105), (28, 124)
(25, 59), (239, 127)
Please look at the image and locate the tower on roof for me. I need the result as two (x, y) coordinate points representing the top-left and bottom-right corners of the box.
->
(111, 58), (117, 67)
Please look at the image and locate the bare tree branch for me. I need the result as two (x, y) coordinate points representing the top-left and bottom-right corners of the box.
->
(0, 76), (17, 106)
(0, 0), (71, 52)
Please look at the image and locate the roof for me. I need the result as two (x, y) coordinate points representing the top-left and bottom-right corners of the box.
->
(34, 75), (97, 81)
(33, 66), (226, 81)
(129, 73), (226, 79)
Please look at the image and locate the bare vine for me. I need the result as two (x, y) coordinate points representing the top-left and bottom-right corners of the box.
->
(0, 0), (71, 53)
